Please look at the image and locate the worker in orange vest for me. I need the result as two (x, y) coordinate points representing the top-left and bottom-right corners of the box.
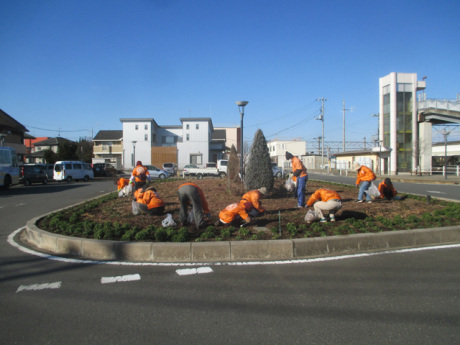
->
(354, 162), (376, 203)
(177, 182), (210, 229)
(130, 161), (151, 192)
(286, 151), (308, 207)
(378, 178), (401, 200)
(133, 186), (165, 215)
(218, 202), (252, 227)
(306, 188), (342, 223)
(239, 187), (266, 217)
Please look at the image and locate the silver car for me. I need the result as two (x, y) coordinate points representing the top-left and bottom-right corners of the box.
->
(145, 165), (170, 179)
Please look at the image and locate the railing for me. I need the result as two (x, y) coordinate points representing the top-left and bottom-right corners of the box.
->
(418, 99), (460, 112)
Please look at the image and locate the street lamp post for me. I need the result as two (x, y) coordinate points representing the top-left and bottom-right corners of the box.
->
(236, 101), (249, 179)
(132, 141), (137, 168)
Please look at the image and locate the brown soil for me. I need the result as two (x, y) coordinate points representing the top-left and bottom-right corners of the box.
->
(79, 178), (446, 238)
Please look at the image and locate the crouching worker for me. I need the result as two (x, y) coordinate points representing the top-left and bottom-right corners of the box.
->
(116, 178), (131, 197)
(306, 188), (342, 223)
(218, 202), (252, 227)
(177, 183), (210, 230)
(240, 187), (266, 218)
(378, 178), (401, 200)
(133, 186), (165, 215)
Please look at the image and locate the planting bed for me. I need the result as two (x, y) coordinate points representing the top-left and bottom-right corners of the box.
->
(37, 178), (460, 242)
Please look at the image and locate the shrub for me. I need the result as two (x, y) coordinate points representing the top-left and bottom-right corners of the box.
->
(244, 129), (274, 192)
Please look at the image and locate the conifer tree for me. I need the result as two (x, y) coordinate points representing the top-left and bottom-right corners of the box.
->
(244, 129), (274, 191)
(228, 144), (240, 183)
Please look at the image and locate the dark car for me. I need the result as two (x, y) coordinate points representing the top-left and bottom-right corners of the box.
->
(93, 163), (117, 177)
(20, 164), (48, 186)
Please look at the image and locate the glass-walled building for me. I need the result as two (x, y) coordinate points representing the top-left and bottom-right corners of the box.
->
(379, 73), (427, 174)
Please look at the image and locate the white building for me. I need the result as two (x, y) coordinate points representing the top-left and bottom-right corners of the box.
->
(267, 139), (306, 169)
(379, 72), (427, 174)
(119, 117), (231, 170)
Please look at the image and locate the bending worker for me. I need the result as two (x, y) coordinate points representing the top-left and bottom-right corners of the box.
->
(240, 187), (266, 217)
(130, 161), (151, 192)
(354, 162), (376, 203)
(133, 186), (165, 215)
(378, 178), (401, 200)
(177, 182), (210, 229)
(306, 188), (342, 223)
(285, 151), (308, 208)
(218, 202), (252, 227)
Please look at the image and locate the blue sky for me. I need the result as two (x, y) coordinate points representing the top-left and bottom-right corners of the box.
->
(1, 0), (459, 149)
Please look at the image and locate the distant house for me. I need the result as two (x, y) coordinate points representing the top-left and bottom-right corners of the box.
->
(267, 139), (306, 169)
(0, 108), (28, 161)
(32, 137), (75, 163)
(92, 130), (123, 169)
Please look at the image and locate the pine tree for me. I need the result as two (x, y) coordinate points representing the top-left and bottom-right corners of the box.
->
(228, 144), (240, 183)
(244, 129), (274, 191)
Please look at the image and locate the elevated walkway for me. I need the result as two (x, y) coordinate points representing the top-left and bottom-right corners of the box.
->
(418, 99), (460, 124)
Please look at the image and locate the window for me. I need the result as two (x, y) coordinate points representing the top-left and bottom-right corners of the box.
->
(144, 124), (148, 130)
(186, 134), (190, 141)
(190, 154), (202, 165)
(135, 125), (138, 130)
(145, 134), (148, 141)
(186, 124), (190, 130)
(196, 124), (199, 130)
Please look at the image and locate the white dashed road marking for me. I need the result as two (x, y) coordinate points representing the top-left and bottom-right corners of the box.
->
(17, 281), (62, 293)
(426, 190), (443, 194)
(176, 267), (213, 276)
(101, 274), (141, 284)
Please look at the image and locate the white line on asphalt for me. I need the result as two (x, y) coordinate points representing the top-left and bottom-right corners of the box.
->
(101, 274), (141, 284)
(15, 203), (26, 206)
(426, 190), (444, 194)
(16, 281), (62, 293)
(176, 267), (213, 276)
(7, 227), (460, 267)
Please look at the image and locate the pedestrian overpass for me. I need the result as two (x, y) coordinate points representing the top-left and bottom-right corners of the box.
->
(418, 99), (460, 124)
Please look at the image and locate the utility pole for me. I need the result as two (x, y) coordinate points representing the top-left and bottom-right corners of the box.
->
(316, 98), (327, 169)
(343, 100), (350, 152)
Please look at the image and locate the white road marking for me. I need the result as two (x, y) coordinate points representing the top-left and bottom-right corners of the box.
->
(17, 281), (62, 293)
(16, 203), (26, 206)
(176, 267), (213, 276)
(7, 227), (460, 267)
(426, 190), (444, 194)
(101, 274), (141, 284)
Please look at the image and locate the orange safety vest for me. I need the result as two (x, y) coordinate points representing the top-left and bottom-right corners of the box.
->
(178, 183), (210, 214)
(134, 188), (165, 209)
(307, 189), (341, 207)
(378, 181), (397, 199)
(219, 203), (249, 224)
(240, 190), (264, 212)
(117, 178), (130, 191)
(291, 156), (307, 182)
(131, 165), (150, 183)
(355, 166), (376, 185)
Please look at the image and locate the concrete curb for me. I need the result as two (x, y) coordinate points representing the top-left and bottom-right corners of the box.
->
(22, 216), (460, 263)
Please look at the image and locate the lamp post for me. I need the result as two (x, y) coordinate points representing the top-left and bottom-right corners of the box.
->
(236, 101), (248, 179)
(132, 141), (137, 168)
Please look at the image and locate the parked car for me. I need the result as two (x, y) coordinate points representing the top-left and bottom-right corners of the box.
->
(145, 165), (170, 179)
(271, 162), (283, 178)
(162, 162), (178, 176)
(93, 163), (117, 177)
(54, 161), (94, 182)
(42, 164), (54, 180)
(182, 160), (228, 179)
(183, 164), (199, 175)
(20, 164), (48, 186)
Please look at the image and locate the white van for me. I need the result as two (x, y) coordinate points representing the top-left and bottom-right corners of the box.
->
(0, 147), (20, 189)
(54, 161), (94, 182)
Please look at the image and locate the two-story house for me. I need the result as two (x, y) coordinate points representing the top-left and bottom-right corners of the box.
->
(92, 130), (123, 170)
(0, 109), (28, 161)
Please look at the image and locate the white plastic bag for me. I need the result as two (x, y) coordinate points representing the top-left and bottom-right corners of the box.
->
(132, 200), (141, 215)
(285, 178), (295, 192)
(305, 209), (321, 223)
(368, 183), (380, 198)
(162, 213), (177, 228)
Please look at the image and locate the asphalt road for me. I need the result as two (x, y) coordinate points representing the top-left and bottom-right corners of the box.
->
(1, 179), (459, 345)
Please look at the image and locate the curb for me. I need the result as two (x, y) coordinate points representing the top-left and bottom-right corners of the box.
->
(21, 216), (460, 263)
